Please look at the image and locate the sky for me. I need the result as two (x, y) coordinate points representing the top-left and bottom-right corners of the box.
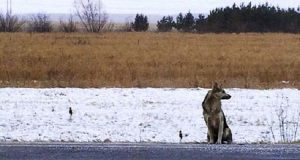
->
(0, 0), (299, 15)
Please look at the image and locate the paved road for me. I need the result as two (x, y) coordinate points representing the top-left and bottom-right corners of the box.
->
(0, 143), (299, 160)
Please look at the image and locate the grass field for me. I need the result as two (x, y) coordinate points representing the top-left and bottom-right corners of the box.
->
(0, 32), (299, 88)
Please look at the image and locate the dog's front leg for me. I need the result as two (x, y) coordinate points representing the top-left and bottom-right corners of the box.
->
(206, 116), (215, 144)
(217, 113), (224, 144)
(208, 128), (214, 144)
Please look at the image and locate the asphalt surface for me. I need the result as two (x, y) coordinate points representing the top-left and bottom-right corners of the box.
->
(0, 143), (299, 160)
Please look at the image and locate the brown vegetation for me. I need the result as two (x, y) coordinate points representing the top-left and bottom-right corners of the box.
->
(0, 32), (299, 88)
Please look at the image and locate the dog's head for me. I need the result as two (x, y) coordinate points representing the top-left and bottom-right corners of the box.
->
(212, 82), (231, 100)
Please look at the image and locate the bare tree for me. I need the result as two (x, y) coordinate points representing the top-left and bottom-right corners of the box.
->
(27, 13), (52, 32)
(59, 15), (77, 32)
(74, 0), (108, 32)
(269, 95), (300, 143)
(116, 18), (133, 32)
(0, 12), (24, 32)
(0, 0), (24, 32)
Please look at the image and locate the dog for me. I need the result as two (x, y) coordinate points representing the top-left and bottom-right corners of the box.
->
(202, 82), (232, 144)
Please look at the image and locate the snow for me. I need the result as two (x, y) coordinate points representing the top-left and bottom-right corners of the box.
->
(0, 88), (299, 143)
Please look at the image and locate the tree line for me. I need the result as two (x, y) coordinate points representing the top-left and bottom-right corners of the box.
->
(204, 3), (300, 33)
(155, 3), (300, 33)
(1, 1), (299, 33)
(132, 3), (300, 33)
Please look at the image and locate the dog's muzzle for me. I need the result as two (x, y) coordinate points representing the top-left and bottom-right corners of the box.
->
(222, 94), (231, 99)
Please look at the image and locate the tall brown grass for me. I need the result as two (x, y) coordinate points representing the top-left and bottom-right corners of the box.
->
(0, 32), (299, 88)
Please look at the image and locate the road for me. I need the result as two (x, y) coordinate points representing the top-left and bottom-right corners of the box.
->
(0, 143), (299, 160)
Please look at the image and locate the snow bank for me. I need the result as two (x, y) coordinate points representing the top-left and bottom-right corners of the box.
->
(0, 88), (299, 143)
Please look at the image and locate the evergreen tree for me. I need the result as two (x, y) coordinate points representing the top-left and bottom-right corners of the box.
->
(132, 14), (149, 32)
(174, 13), (184, 31)
(195, 14), (206, 32)
(182, 12), (195, 32)
(174, 12), (195, 32)
(157, 16), (174, 32)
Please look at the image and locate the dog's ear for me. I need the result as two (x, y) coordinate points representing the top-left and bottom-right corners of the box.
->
(212, 82), (219, 90)
(220, 79), (226, 88)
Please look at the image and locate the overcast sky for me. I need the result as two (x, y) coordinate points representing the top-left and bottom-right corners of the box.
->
(0, 0), (299, 14)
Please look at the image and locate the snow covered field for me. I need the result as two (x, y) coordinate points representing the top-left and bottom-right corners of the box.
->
(0, 88), (299, 143)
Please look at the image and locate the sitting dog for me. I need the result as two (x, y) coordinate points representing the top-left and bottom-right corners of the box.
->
(202, 82), (232, 144)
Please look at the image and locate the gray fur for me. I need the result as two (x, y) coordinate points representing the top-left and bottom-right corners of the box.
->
(202, 82), (232, 144)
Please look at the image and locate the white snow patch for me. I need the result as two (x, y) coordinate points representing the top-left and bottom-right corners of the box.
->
(0, 88), (299, 143)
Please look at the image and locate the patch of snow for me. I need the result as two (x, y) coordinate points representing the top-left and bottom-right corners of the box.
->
(0, 88), (299, 143)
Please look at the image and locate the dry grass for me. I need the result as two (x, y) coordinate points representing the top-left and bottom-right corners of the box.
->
(0, 32), (299, 88)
